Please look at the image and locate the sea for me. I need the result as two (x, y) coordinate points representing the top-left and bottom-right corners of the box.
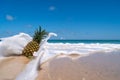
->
(1, 39), (120, 44)
(48, 40), (120, 44)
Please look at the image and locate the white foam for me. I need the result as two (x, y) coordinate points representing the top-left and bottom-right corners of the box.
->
(44, 43), (120, 55)
(0, 33), (120, 58)
(16, 32), (57, 80)
(0, 33), (32, 56)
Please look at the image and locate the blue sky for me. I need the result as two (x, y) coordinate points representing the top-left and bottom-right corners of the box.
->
(0, 0), (120, 39)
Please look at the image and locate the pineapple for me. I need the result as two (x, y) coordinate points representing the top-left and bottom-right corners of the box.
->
(22, 26), (48, 58)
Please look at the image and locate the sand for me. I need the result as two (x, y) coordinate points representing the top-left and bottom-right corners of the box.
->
(0, 56), (29, 80)
(0, 52), (120, 80)
(37, 52), (120, 80)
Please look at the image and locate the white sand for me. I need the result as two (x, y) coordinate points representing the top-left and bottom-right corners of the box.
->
(37, 52), (120, 80)
(0, 56), (29, 80)
(0, 52), (120, 80)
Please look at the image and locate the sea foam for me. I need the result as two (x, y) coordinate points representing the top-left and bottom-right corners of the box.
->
(0, 33), (120, 57)
(0, 33), (32, 56)
(16, 32), (57, 80)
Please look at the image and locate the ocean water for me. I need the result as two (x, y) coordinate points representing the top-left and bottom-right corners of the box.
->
(48, 40), (120, 44)
(1, 39), (120, 44)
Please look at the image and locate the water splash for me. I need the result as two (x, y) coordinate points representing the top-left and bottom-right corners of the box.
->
(16, 32), (57, 80)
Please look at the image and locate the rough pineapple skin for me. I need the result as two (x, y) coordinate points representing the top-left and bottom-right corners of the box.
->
(22, 41), (39, 57)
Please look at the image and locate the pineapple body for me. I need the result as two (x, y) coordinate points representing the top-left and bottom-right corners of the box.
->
(22, 26), (48, 58)
(22, 41), (39, 57)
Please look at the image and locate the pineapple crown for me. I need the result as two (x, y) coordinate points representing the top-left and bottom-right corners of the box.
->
(33, 26), (48, 44)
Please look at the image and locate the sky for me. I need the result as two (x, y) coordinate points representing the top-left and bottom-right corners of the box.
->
(0, 0), (120, 40)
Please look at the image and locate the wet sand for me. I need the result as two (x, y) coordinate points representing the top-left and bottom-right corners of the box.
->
(0, 56), (29, 80)
(0, 52), (120, 80)
(37, 52), (120, 80)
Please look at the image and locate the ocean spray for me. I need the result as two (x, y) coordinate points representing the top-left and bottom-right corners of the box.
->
(16, 33), (57, 80)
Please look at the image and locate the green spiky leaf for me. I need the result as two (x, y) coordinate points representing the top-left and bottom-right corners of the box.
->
(33, 26), (48, 44)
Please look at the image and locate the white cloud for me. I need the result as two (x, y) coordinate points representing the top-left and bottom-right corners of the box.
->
(26, 24), (32, 28)
(49, 6), (56, 11)
(6, 14), (14, 21)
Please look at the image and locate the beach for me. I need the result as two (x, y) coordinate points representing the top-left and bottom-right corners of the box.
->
(0, 56), (30, 80)
(0, 51), (120, 80)
(0, 33), (120, 80)
(0, 0), (120, 79)
(37, 51), (120, 80)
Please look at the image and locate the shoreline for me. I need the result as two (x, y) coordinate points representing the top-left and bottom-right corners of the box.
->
(0, 52), (120, 80)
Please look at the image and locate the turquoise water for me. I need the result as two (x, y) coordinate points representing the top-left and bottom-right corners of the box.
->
(48, 40), (120, 44)
(1, 39), (120, 44)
